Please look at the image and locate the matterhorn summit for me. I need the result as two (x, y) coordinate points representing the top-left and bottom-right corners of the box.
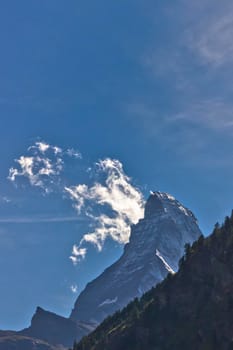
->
(70, 191), (202, 325)
(1, 192), (202, 349)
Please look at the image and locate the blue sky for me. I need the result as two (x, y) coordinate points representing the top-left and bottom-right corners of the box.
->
(1, 0), (233, 330)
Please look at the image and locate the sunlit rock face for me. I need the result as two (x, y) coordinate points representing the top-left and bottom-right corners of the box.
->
(70, 192), (202, 325)
(0, 191), (202, 348)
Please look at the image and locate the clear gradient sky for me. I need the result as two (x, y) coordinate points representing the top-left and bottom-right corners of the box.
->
(1, 0), (233, 330)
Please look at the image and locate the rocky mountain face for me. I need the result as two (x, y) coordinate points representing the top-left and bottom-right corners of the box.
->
(70, 192), (202, 325)
(0, 191), (202, 349)
(74, 213), (233, 350)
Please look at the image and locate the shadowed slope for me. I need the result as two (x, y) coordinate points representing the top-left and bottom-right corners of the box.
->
(75, 213), (233, 350)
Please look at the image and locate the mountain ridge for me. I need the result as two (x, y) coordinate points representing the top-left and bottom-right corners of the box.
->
(0, 191), (202, 349)
(74, 214), (233, 350)
(70, 191), (201, 325)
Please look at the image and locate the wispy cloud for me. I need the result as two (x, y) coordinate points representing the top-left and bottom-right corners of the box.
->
(8, 142), (145, 265)
(0, 216), (86, 224)
(146, 1), (233, 70)
(29, 141), (62, 155)
(8, 155), (61, 190)
(66, 158), (144, 264)
(129, 0), (233, 163)
(168, 99), (233, 131)
(127, 98), (233, 165)
(70, 245), (87, 265)
(186, 5), (233, 67)
(8, 140), (82, 193)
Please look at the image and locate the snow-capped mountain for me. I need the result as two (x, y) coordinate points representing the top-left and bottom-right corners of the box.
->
(70, 191), (202, 324)
(0, 191), (202, 349)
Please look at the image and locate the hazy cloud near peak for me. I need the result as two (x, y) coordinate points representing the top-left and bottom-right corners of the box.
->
(8, 142), (145, 266)
(66, 158), (145, 264)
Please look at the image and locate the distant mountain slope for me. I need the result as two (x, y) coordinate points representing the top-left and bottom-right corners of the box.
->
(0, 332), (63, 350)
(19, 307), (95, 348)
(70, 192), (201, 325)
(74, 213), (233, 350)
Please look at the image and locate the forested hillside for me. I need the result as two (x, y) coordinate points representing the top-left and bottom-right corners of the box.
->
(74, 213), (233, 350)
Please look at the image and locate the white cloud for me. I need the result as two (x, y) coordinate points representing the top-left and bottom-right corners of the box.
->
(29, 141), (62, 155)
(70, 284), (78, 294)
(8, 141), (81, 192)
(34, 142), (50, 153)
(70, 245), (87, 265)
(8, 155), (61, 191)
(66, 158), (145, 264)
(65, 184), (87, 213)
(8, 143), (144, 265)
(9, 156), (43, 187)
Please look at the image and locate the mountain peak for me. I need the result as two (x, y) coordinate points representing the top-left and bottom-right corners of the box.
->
(75, 213), (233, 350)
(70, 191), (202, 325)
(144, 191), (166, 218)
(20, 307), (93, 348)
(144, 191), (193, 220)
(35, 306), (45, 315)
